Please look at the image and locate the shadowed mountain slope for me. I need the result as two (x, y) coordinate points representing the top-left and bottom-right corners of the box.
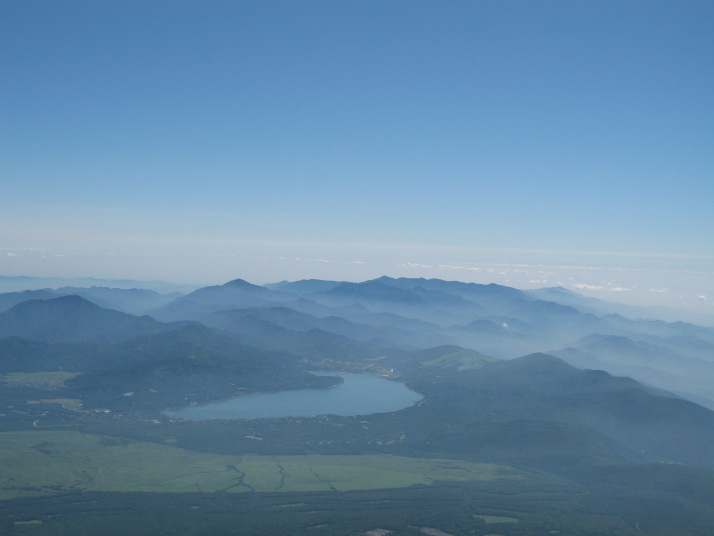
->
(0, 289), (60, 313)
(200, 306), (433, 349)
(0, 296), (176, 344)
(0, 337), (107, 373)
(72, 274), (714, 410)
(552, 334), (714, 409)
(419, 353), (714, 470)
(0, 287), (179, 315)
(65, 323), (339, 411)
(52, 286), (178, 315)
(200, 309), (374, 360)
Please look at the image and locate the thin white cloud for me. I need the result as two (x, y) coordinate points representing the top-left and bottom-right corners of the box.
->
(436, 264), (482, 272)
(287, 256), (332, 263)
(401, 262), (434, 269)
(431, 260), (713, 277)
(571, 283), (605, 291)
(649, 288), (669, 293)
(571, 282), (632, 292)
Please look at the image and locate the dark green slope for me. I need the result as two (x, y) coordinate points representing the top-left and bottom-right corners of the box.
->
(412, 353), (714, 470)
(551, 334), (714, 408)
(0, 324), (240, 374)
(70, 352), (336, 413)
(0, 337), (108, 372)
(0, 296), (177, 344)
(67, 324), (338, 411)
(0, 289), (59, 312)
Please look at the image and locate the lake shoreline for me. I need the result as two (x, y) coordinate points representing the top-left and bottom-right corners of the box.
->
(165, 372), (423, 421)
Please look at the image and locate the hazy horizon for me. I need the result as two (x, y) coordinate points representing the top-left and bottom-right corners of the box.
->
(0, 251), (711, 322)
(2, 1), (712, 315)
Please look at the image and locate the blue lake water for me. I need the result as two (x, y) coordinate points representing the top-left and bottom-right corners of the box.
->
(165, 373), (423, 420)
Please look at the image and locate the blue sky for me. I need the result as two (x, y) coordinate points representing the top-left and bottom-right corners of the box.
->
(1, 0), (712, 314)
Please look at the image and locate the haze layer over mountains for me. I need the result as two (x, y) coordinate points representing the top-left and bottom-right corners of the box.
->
(4, 274), (714, 534)
(2, 275), (713, 411)
(122, 275), (714, 408)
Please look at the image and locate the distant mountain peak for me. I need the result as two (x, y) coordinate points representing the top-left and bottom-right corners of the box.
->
(222, 278), (254, 287)
(0, 294), (172, 345)
(371, 275), (397, 283)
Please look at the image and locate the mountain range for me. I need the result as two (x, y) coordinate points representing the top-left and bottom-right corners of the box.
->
(2, 275), (713, 408)
(3, 275), (714, 534)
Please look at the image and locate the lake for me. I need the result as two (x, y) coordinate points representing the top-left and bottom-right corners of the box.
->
(166, 372), (423, 420)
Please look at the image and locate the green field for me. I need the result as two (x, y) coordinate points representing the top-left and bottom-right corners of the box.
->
(0, 430), (522, 499)
(474, 514), (519, 524)
(2, 371), (82, 387)
(28, 398), (84, 411)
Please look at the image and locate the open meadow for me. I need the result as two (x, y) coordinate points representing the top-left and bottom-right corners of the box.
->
(0, 430), (522, 499)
